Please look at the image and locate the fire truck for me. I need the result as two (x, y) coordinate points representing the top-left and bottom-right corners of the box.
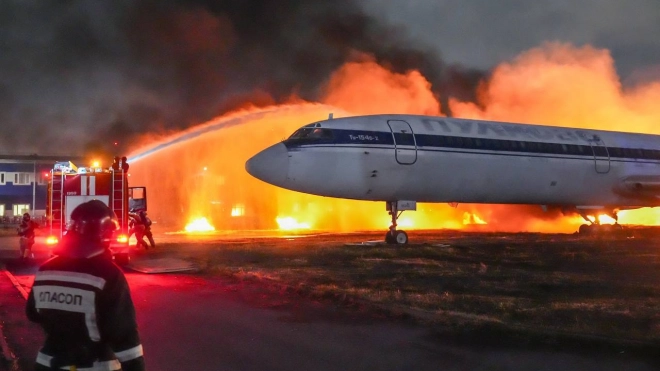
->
(45, 159), (147, 266)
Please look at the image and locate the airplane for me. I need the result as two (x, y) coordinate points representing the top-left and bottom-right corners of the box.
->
(245, 113), (660, 244)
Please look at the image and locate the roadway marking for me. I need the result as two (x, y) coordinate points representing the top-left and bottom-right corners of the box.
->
(3, 268), (29, 300)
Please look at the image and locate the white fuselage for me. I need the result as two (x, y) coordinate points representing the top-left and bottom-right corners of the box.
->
(246, 114), (660, 210)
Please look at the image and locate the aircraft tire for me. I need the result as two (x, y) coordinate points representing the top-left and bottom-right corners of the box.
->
(395, 231), (408, 244)
(385, 231), (396, 244)
(578, 224), (593, 235)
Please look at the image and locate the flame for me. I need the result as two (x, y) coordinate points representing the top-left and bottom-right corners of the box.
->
(619, 208), (660, 225)
(46, 236), (58, 245)
(276, 217), (310, 230)
(230, 204), (245, 217)
(463, 212), (487, 225)
(126, 42), (660, 233)
(185, 217), (216, 232)
(323, 57), (441, 115)
(396, 217), (415, 228)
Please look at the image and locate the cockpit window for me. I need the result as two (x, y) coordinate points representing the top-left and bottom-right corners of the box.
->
(288, 127), (334, 140)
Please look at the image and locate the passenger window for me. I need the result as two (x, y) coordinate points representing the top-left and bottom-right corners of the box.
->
(593, 146), (608, 157)
(609, 148), (620, 157)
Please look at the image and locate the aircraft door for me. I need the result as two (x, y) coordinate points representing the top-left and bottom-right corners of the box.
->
(387, 120), (417, 165)
(587, 135), (610, 174)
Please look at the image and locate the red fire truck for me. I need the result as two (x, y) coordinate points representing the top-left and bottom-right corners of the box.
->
(45, 159), (147, 265)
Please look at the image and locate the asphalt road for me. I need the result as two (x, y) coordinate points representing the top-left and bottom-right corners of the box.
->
(1, 232), (658, 371)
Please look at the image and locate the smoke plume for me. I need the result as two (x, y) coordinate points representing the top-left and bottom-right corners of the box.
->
(0, 0), (482, 156)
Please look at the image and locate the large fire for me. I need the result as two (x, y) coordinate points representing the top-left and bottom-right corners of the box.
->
(127, 43), (660, 234)
(276, 217), (311, 231)
(185, 217), (215, 233)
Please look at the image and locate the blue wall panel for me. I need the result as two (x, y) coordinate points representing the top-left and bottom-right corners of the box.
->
(0, 161), (57, 214)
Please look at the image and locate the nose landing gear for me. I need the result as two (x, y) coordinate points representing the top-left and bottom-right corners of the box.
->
(385, 201), (416, 244)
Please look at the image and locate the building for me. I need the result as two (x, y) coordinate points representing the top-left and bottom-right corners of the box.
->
(0, 154), (86, 218)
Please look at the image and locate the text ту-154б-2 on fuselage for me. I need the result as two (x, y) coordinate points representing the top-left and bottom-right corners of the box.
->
(246, 114), (660, 244)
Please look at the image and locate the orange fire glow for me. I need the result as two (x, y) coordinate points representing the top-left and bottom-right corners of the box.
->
(276, 217), (311, 231)
(463, 212), (488, 225)
(127, 42), (660, 233)
(185, 217), (216, 233)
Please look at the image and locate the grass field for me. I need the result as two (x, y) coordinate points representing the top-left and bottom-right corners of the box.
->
(145, 229), (660, 350)
(135, 229), (660, 352)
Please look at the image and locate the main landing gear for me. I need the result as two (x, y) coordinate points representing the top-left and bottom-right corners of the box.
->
(578, 210), (623, 235)
(385, 201), (415, 244)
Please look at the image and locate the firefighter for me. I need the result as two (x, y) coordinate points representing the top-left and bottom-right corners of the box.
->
(121, 156), (130, 172)
(26, 200), (146, 371)
(138, 211), (155, 249)
(128, 210), (155, 249)
(17, 212), (39, 260)
(111, 156), (121, 171)
(128, 210), (146, 249)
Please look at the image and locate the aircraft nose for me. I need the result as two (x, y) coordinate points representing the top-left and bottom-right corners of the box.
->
(245, 143), (289, 186)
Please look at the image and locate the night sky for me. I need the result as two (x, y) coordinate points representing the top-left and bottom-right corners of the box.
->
(1, 0), (657, 156)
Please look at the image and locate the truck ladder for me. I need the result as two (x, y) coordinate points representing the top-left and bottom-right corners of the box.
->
(50, 171), (65, 238)
(111, 169), (127, 231)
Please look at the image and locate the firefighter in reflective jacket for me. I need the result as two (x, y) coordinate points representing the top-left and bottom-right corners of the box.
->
(26, 200), (145, 371)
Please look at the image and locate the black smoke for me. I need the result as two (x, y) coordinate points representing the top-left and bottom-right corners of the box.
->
(0, 0), (484, 156)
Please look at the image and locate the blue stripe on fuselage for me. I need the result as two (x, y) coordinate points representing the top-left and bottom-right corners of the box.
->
(282, 128), (660, 162)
